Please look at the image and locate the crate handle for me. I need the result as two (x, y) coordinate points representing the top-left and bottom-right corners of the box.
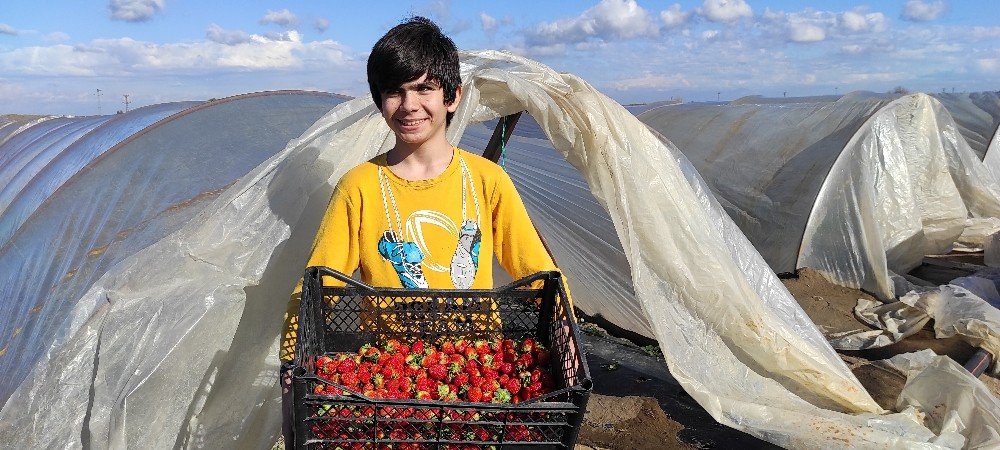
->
(309, 266), (378, 292)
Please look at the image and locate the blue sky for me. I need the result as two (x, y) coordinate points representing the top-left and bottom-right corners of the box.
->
(0, 0), (997, 115)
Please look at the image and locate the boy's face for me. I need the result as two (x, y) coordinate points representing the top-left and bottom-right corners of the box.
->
(380, 73), (461, 149)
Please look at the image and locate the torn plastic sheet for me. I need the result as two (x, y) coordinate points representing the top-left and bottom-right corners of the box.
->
(830, 271), (1000, 380)
(884, 350), (1000, 448)
(0, 51), (995, 448)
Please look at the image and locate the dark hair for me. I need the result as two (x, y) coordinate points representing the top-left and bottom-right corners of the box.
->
(367, 16), (461, 124)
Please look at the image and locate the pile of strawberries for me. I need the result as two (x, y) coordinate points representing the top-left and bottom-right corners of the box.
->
(306, 337), (560, 447)
(312, 337), (556, 404)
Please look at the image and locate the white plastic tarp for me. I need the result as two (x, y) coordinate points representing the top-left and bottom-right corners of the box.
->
(639, 94), (1000, 300)
(933, 92), (1000, 161)
(2, 52), (998, 448)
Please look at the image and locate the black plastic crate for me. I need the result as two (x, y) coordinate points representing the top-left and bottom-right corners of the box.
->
(288, 266), (592, 449)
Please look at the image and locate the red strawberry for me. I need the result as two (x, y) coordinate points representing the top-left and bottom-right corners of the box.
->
(473, 339), (490, 354)
(480, 379), (500, 393)
(497, 361), (514, 375)
(516, 353), (535, 371)
(411, 339), (426, 355)
(463, 347), (479, 361)
(467, 386), (484, 402)
(383, 338), (401, 354)
(441, 340), (456, 355)
(503, 378), (522, 396)
(340, 372), (358, 388)
(428, 363), (449, 381)
(521, 338), (537, 354)
(360, 344), (382, 363)
(337, 356), (358, 374)
(357, 367), (372, 384)
(398, 377), (412, 395)
(415, 375), (435, 393)
(422, 350), (440, 368)
(454, 338), (469, 354)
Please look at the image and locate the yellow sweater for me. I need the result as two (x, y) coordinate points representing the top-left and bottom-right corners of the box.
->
(281, 147), (560, 360)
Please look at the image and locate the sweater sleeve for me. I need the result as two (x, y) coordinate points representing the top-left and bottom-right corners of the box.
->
(304, 184), (362, 287)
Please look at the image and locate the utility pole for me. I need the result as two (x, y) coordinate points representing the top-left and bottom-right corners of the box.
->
(123, 94), (131, 113)
(96, 89), (102, 114)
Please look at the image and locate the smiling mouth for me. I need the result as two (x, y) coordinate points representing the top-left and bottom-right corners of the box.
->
(398, 118), (427, 126)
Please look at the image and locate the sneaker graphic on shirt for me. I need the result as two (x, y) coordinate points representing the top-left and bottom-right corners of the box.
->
(378, 230), (428, 289)
(450, 220), (481, 289)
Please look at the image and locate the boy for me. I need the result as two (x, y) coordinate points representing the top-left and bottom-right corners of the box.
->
(281, 16), (561, 360)
(281, 19), (572, 444)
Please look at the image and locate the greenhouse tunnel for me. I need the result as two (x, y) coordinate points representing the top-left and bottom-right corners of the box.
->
(0, 91), (348, 403)
(933, 91), (1000, 161)
(636, 92), (1000, 299)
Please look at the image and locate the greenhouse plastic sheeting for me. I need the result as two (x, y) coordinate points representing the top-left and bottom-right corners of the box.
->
(1, 52), (998, 448)
(933, 91), (1000, 161)
(0, 102), (198, 247)
(0, 91), (348, 406)
(459, 119), (648, 336)
(639, 94), (1000, 299)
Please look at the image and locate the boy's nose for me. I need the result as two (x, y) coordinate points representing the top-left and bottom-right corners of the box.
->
(401, 91), (420, 110)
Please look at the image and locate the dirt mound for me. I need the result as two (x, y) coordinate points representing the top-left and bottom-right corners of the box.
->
(578, 394), (691, 450)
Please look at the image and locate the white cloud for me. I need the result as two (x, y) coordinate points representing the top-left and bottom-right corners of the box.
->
(0, 24), (17, 36)
(612, 72), (690, 90)
(260, 9), (299, 28)
(698, 0), (752, 23)
(206, 24), (251, 45)
(839, 11), (886, 33)
(0, 34), (354, 77)
(525, 0), (659, 48)
(660, 4), (691, 29)
(701, 29), (720, 41)
(901, 0), (947, 22)
(109, 0), (165, 22)
(45, 32), (71, 43)
(977, 58), (1000, 73)
(789, 22), (825, 42)
(841, 44), (865, 55)
(760, 7), (886, 45)
(970, 26), (1000, 39)
(314, 18), (330, 33)
(480, 12), (498, 33)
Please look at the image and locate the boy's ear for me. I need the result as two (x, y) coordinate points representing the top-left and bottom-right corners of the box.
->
(447, 86), (463, 113)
